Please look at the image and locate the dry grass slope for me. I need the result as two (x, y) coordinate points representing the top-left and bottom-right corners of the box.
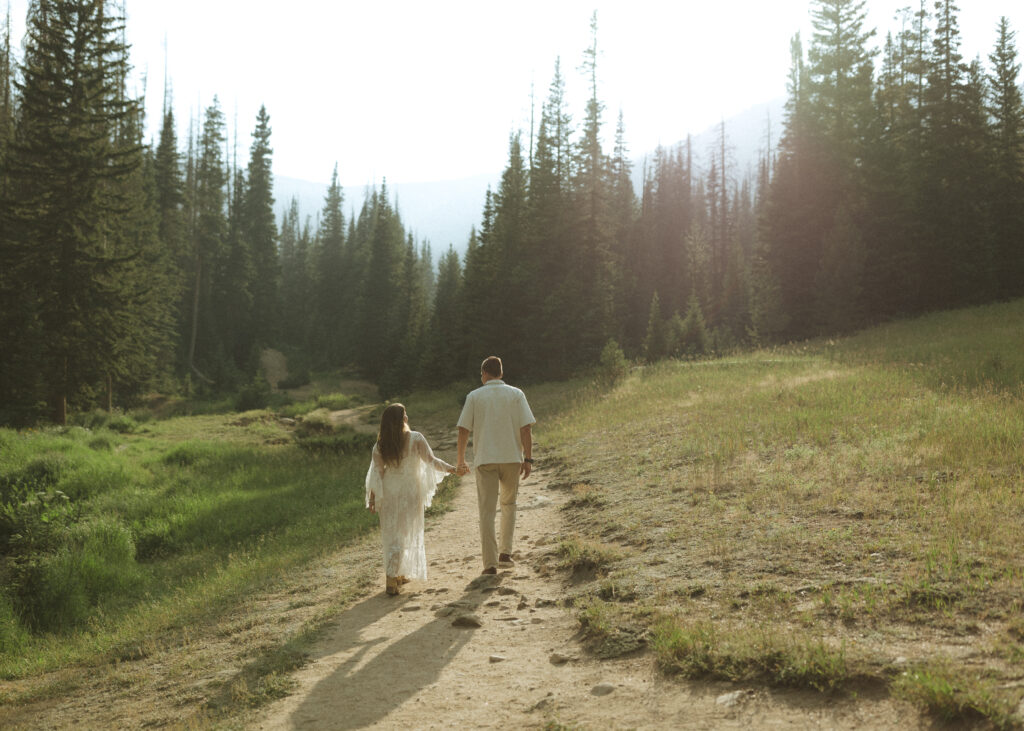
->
(544, 298), (1024, 728)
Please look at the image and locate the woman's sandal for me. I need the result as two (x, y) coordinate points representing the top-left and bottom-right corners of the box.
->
(397, 576), (410, 585)
(386, 576), (401, 595)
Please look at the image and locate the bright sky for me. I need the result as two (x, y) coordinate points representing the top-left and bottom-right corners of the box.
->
(6, 1), (1022, 185)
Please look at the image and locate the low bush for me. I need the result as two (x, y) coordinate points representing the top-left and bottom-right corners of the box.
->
(235, 378), (272, 412)
(0, 591), (29, 653)
(294, 428), (376, 456)
(293, 409), (334, 438)
(277, 370), (311, 390)
(596, 339), (629, 387)
(70, 409), (137, 433)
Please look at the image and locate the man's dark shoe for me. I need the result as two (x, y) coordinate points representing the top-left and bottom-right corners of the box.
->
(498, 553), (514, 566)
(481, 566), (497, 575)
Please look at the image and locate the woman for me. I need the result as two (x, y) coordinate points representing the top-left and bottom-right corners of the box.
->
(365, 403), (456, 595)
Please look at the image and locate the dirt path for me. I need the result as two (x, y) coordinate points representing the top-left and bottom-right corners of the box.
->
(253, 435), (913, 730)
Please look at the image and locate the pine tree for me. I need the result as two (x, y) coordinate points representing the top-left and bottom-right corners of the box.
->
(312, 166), (347, 366)
(918, 0), (990, 307)
(489, 132), (531, 372)
(1, 0), (153, 423)
(987, 17), (1024, 297)
(422, 245), (463, 385)
(187, 98), (229, 389)
(568, 10), (617, 366)
(807, 0), (876, 178)
(528, 59), (574, 377)
(219, 164), (254, 377)
(814, 206), (866, 333)
(354, 182), (405, 379)
(245, 105), (279, 346)
(607, 110), (637, 346)
(642, 292), (667, 363)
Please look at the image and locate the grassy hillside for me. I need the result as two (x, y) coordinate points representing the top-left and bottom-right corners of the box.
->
(544, 298), (1024, 726)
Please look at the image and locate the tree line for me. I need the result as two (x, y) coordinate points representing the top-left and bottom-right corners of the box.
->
(1, 1), (1022, 426)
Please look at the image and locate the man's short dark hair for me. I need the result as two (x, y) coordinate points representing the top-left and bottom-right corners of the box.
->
(481, 356), (503, 378)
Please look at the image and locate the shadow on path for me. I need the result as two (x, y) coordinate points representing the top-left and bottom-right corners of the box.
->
(288, 575), (501, 728)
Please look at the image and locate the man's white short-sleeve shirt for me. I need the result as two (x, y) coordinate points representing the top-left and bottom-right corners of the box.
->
(457, 379), (535, 465)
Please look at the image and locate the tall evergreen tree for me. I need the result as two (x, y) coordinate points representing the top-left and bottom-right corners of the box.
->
(987, 17), (1024, 297)
(245, 105), (279, 346)
(1, 0), (152, 423)
(423, 245), (464, 385)
(312, 166), (348, 366)
(187, 98), (229, 388)
(918, 0), (990, 307)
(567, 10), (617, 365)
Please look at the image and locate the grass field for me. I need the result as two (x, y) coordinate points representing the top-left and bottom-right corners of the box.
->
(0, 388), (387, 683)
(2, 300), (1023, 726)
(0, 370), (589, 723)
(544, 298), (1024, 727)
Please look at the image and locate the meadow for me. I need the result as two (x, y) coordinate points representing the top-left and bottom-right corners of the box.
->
(544, 298), (1024, 727)
(2, 299), (1023, 727)
(0, 388), (385, 682)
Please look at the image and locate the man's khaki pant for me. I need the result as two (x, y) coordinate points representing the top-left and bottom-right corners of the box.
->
(475, 463), (520, 570)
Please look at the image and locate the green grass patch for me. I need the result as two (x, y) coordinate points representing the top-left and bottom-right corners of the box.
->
(651, 617), (853, 693)
(0, 416), (379, 678)
(556, 537), (624, 576)
(891, 663), (1019, 728)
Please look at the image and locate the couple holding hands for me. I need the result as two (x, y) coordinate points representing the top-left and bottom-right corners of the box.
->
(364, 356), (535, 595)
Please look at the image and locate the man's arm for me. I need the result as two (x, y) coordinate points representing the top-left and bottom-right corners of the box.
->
(520, 424), (533, 478)
(457, 427), (471, 475)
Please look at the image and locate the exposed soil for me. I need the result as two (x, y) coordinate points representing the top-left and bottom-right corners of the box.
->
(251, 431), (921, 730)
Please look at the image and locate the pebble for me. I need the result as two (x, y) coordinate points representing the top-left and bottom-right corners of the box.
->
(401, 604), (422, 612)
(591, 683), (615, 696)
(489, 655), (507, 663)
(452, 614), (483, 628)
(549, 652), (572, 665)
(716, 690), (745, 708)
(535, 598), (557, 608)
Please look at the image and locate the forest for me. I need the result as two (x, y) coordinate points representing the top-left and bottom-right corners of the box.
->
(0, 0), (1022, 425)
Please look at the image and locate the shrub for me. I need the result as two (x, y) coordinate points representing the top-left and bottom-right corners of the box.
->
(597, 339), (629, 387)
(0, 591), (29, 653)
(71, 409), (137, 433)
(277, 370), (311, 390)
(235, 377), (272, 412)
(294, 428), (376, 456)
(13, 518), (143, 633)
(294, 409), (335, 438)
(162, 441), (222, 467)
(0, 489), (74, 555)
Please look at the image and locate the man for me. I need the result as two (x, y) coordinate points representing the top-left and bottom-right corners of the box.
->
(456, 356), (535, 575)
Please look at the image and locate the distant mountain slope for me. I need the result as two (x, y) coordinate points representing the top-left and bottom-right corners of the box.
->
(275, 98), (786, 256)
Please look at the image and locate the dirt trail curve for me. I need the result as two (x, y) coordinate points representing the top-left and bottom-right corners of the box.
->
(255, 428), (910, 730)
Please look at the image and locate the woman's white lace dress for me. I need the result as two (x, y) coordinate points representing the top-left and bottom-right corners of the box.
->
(364, 431), (452, 580)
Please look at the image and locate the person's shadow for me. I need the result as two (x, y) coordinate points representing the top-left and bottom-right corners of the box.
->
(288, 574), (500, 728)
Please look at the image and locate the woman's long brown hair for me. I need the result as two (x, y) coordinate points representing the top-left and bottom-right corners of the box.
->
(377, 403), (408, 468)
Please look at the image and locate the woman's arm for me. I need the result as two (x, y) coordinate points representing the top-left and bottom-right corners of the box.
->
(413, 432), (456, 474)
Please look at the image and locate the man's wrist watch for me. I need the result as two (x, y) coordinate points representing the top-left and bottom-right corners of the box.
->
(524, 458), (534, 463)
